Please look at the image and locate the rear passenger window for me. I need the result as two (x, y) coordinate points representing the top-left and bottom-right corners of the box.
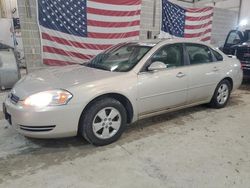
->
(212, 49), (223, 61)
(186, 44), (213, 65)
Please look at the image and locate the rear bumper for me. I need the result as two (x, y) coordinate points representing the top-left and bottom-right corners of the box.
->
(232, 69), (243, 92)
(3, 97), (83, 138)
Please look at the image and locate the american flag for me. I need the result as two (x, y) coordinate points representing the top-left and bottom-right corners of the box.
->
(161, 0), (213, 42)
(38, 0), (141, 65)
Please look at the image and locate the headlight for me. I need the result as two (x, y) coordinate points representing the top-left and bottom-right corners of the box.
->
(23, 90), (73, 107)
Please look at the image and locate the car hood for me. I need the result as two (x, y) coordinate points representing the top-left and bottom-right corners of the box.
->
(12, 65), (121, 99)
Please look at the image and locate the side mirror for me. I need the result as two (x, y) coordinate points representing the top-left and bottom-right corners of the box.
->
(148, 61), (167, 71)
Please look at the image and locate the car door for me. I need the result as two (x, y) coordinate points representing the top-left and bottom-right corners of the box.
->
(223, 30), (243, 55)
(137, 43), (188, 117)
(184, 43), (222, 104)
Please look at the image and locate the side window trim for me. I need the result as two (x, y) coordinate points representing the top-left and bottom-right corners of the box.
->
(208, 47), (217, 62)
(183, 43), (190, 65)
(210, 48), (224, 62)
(139, 43), (185, 73)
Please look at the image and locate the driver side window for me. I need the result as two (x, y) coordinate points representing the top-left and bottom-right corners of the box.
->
(151, 44), (184, 68)
(226, 31), (241, 45)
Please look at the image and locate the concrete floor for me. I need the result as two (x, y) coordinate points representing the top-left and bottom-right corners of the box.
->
(0, 82), (250, 188)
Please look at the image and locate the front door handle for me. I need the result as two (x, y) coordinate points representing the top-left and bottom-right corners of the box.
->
(176, 72), (186, 78)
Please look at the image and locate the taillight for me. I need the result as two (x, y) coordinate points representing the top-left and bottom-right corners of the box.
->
(240, 62), (243, 70)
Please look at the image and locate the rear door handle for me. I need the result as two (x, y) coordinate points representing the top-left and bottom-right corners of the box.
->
(176, 72), (186, 78)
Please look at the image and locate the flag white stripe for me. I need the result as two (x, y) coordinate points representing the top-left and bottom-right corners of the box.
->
(42, 39), (103, 55)
(41, 26), (140, 45)
(186, 10), (213, 17)
(160, 31), (211, 40)
(43, 52), (89, 63)
(190, 32), (211, 41)
(185, 17), (213, 25)
(185, 25), (212, 34)
(88, 1), (141, 12)
(87, 13), (140, 22)
(88, 25), (140, 33)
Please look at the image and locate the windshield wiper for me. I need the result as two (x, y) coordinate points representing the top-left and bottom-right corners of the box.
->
(85, 63), (110, 71)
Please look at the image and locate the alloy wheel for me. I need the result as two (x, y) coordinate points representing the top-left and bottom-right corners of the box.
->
(92, 107), (122, 139)
(217, 83), (229, 105)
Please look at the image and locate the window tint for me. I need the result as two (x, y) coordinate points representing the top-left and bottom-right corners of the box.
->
(151, 44), (183, 68)
(212, 49), (223, 61)
(226, 32), (241, 45)
(186, 44), (213, 65)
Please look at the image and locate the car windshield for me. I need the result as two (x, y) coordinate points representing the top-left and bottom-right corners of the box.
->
(85, 43), (152, 72)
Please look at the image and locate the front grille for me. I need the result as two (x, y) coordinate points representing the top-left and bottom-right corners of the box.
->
(236, 47), (250, 61)
(9, 93), (20, 104)
(19, 125), (56, 132)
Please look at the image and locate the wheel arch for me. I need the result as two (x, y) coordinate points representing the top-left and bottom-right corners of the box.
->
(78, 93), (134, 131)
(222, 77), (233, 91)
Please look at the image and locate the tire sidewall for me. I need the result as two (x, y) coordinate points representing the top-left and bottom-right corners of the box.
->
(80, 98), (127, 146)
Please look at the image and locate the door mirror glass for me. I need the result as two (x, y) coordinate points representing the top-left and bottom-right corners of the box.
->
(148, 61), (167, 71)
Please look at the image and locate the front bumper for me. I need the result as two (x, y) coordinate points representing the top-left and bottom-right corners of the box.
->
(3, 97), (83, 138)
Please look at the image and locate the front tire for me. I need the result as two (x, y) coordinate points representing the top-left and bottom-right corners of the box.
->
(209, 79), (231, 109)
(79, 98), (127, 146)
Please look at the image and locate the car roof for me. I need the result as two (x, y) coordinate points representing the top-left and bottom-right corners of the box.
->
(130, 38), (226, 58)
(131, 38), (212, 47)
(128, 39), (162, 47)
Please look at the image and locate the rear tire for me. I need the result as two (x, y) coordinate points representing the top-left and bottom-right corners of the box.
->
(209, 79), (231, 109)
(79, 98), (127, 146)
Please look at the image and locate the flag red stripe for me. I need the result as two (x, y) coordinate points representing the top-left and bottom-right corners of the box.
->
(185, 21), (212, 30)
(43, 46), (94, 60)
(184, 29), (212, 38)
(90, 0), (141, 5)
(187, 7), (213, 13)
(42, 32), (112, 50)
(43, 59), (77, 66)
(87, 19), (140, 27)
(87, 7), (141, 17)
(201, 36), (211, 42)
(186, 13), (213, 21)
(88, 31), (140, 39)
